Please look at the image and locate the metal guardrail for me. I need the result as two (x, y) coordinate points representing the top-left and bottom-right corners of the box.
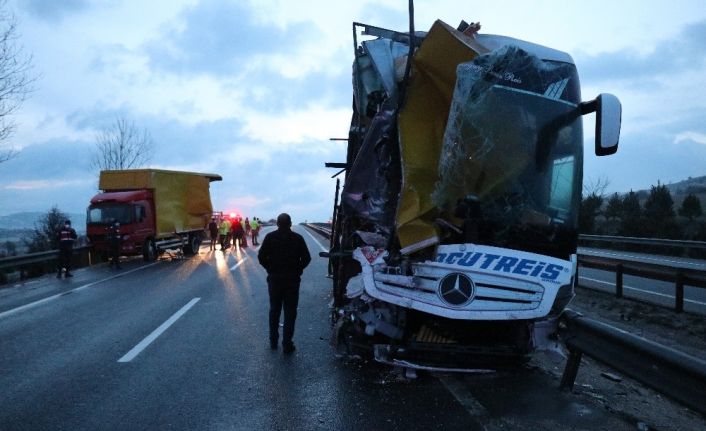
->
(560, 309), (706, 416)
(578, 254), (706, 312)
(579, 234), (706, 251)
(302, 223), (332, 239)
(578, 235), (706, 313)
(0, 246), (93, 280)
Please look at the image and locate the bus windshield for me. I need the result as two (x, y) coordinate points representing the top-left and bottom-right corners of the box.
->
(434, 54), (583, 258)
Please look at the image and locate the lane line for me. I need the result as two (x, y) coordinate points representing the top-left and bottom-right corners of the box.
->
(437, 375), (490, 423)
(118, 297), (200, 363)
(301, 227), (328, 253)
(0, 261), (161, 320)
(579, 276), (706, 306)
(230, 256), (248, 271)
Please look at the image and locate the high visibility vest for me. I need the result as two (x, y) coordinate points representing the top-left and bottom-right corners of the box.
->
(219, 220), (230, 235)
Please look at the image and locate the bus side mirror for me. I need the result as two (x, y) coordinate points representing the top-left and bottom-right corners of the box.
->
(580, 93), (622, 156)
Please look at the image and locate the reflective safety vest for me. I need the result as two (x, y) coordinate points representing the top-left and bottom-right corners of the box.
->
(58, 227), (77, 247)
(219, 220), (231, 235)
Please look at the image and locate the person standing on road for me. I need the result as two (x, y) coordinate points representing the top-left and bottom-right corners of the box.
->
(56, 219), (78, 278)
(250, 217), (260, 245)
(231, 216), (244, 248)
(240, 217), (248, 248)
(219, 218), (231, 250)
(257, 213), (311, 353)
(106, 221), (122, 269)
(208, 218), (219, 250)
(244, 217), (251, 246)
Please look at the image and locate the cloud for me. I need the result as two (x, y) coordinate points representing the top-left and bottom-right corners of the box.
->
(221, 195), (272, 217)
(577, 19), (706, 83)
(20, 0), (90, 22)
(584, 124), (706, 194)
(144, 1), (317, 77)
(243, 105), (350, 148)
(674, 131), (706, 145)
(0, 138), (97, 215)
(3, 179), (90, 190)
(0, 138), (93, 179)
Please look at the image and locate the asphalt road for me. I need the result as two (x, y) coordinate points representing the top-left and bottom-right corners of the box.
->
(0, 227), (649, 430)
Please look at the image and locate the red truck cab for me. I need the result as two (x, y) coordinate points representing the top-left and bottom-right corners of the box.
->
(87, 190), (156, 260)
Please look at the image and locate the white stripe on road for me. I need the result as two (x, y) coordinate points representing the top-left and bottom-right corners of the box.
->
(230, 256), (248, 271)
(301, 228), (328, 253)
(438, 375), (489, 419)
(579, 276), (706, 307)
(118, 297), (200, 363)
(0, 261), (162, 320)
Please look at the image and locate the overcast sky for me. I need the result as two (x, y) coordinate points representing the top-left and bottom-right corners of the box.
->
(0, 0), (705, 222)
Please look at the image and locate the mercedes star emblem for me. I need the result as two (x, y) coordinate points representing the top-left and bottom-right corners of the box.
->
(438, 273), (475, 306)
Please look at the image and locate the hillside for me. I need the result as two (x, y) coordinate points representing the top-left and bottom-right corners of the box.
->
(607, 175), (706, 207)
(664, 175), (706, 197)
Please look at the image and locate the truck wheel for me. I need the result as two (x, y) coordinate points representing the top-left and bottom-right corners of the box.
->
(184, 234), (202, 255)
(143, 239), (157, 262)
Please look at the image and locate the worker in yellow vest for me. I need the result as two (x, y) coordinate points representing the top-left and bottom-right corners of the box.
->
(250, 217), (260, 245)
(219, 218), (231, 250)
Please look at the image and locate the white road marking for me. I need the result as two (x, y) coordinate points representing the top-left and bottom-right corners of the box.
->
(579, 276), (706, 307)
(301, 227), (328, 253)
(438, 375), (490, 423)
(118, 297), (200, 363)
(230, 256), (248, 271)
(0, 261), (162, 320)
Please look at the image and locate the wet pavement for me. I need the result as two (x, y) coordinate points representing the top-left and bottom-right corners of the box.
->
(0, 227), (692, 430)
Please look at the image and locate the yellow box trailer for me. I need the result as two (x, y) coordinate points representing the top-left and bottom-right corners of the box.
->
(88, 169), (222, 260)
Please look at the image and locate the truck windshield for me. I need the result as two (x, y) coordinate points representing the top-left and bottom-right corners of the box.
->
(87, 204), (134, 225)
(434, 55), (583, 258)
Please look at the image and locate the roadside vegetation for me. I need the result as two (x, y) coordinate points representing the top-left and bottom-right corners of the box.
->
(580, 178), (706, 257)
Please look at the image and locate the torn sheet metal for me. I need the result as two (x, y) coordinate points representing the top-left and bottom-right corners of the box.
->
(341, 108), (401, 236)
(353, 52), (385, 119)
(373, 345), (496, 374)
(396, 20), (488, 254)
(362, 39), (410, 100)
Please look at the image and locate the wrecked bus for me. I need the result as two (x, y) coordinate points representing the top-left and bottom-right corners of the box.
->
(323, 18), (621, 370)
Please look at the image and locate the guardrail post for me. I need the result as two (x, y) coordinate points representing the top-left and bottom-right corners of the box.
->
(559, 349), (583, 390)
(675, 272), (684, 313)
(615, 264), (623, 298)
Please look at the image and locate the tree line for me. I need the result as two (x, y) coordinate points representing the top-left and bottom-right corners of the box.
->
(579, 182), (705, 240)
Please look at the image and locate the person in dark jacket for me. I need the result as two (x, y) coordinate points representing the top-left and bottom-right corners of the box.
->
(231, 216), (245, 248)
(56, 219), (78, 278)
(106, 221), (122, 269)
(208, 218), (219, 250)
(257, 213), (311, 353)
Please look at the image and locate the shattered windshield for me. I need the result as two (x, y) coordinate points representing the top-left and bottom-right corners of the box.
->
(87, 204), (134, 225)
(433, 46), (583, 254)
